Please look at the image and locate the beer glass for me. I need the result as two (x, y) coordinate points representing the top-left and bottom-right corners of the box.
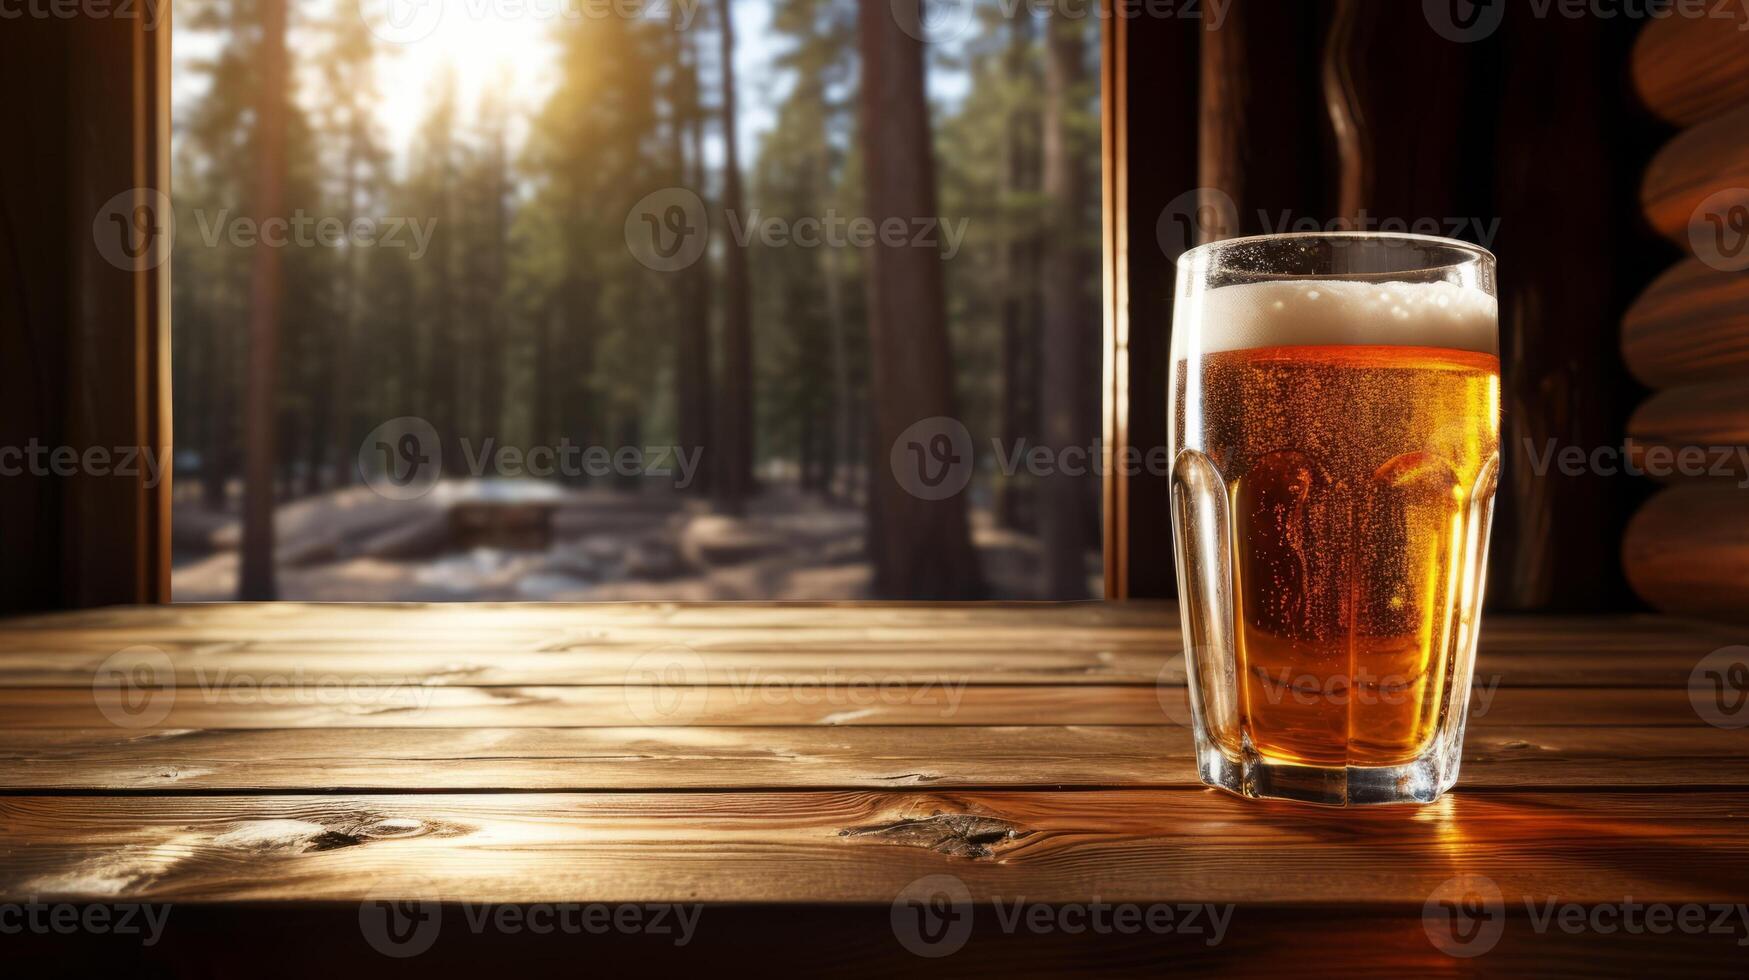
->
(1169, 233), (1499, 805)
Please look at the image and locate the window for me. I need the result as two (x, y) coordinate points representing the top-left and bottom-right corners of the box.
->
(170, 0), (1103, 601)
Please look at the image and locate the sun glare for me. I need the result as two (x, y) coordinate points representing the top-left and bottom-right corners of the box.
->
(367, 1), (559, 161)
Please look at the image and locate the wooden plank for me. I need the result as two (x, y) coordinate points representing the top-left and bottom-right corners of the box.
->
(0, 600), (1179, 631)
(0, 683), (1166, 728)
(1642, 102), (1749, 245)
(1631, 3), (1749, 127)
(4, 790), (1746, 904)
(0, 646), (1165, 687)
(1, 723), (1745, 792)
(1627, 380), (1749, 483)
(0, 643), (1730, 688)
(1622, 259), (1749, 389)
(0, 684), (1714, 729)
(3, 601), (1730, 648)
(0, 606), (1734, 688)
(1625, 486), (1749, 624)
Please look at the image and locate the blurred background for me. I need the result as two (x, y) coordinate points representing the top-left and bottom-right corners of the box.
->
(168, 0), (1104, 602)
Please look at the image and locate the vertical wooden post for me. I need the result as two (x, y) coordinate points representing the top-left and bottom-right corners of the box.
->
(0, 6), (172, 612)
(1100, 4), (1200, 599)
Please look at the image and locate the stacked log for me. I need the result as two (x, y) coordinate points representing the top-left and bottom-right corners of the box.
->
(1624, 16), (1749, 623)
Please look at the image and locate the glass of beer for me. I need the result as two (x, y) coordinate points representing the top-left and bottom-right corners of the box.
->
(1169, 232), (1499, 805)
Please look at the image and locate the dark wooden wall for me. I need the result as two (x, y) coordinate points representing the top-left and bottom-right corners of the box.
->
(0, 11), (172, 613)
(1623, 7), (1749, 624)
(1105, 0), (1658, 611)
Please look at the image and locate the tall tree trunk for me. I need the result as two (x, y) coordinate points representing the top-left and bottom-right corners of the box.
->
(996, 14), (1038, 531)
(822, 240), (850, 499)
(329, 119), (361, 488)
(434, 152), (462, 476)
(858, 0), (982, 599)
(817, 102), (850, 501)
(714, 0), (753, 513)
(533, 304), (557, 453)
(480, 110), (509, 451)
(240, 0), (288, 599)
(563, 269), (597, 482)
(674, 17), (713, 494)
(301, 310), (327, 496)
(203, 292), (234, 510)
(1039, 10), (1091, 598)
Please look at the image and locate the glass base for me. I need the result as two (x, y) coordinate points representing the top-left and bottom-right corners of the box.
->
(1195, 741), (1459, 806)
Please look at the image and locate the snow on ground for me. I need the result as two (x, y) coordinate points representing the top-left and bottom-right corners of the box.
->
(171, 480), (1097, 601)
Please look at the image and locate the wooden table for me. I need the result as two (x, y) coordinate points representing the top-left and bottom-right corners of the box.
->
(2, 603), (1746, 975)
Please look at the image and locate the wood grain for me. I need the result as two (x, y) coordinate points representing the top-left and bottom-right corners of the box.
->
(0, 601), (1742, 976)
(1624, 486), (1749, 623)
(1626, 380), (1749, 482)
(1631, 4), (1749, 126)
(4, 790), (1746, 904)
(0, 684), (1715, 729)
(0, 604), (1734, 688)
(0, 600), (1179, 630)
(1642, 103), (1749, 245)
(0, 723), (1743, 792)
(1622, 260), (1749, 388)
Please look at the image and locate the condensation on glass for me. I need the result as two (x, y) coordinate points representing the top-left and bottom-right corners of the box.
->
(1169, 233), (1500, 805)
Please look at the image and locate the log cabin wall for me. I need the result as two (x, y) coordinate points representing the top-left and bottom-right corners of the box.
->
(1625, 8), (1749, 623)
(0, 11), (173, 613)
(1107, 0), (1657, 611)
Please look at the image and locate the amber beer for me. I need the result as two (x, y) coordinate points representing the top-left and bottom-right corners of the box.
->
(1170, 238), (1500, 805)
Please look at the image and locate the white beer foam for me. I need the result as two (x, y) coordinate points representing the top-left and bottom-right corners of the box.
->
(1175, 279), (1498, 357)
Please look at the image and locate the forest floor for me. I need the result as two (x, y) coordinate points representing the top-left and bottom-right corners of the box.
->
(170, 479), (1098, 601)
